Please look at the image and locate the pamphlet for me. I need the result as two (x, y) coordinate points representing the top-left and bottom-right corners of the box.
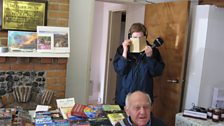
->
(56, 98), (75, 108)
(35, 105), (50, 112)
(102, 105), (121, 112)
(56, 98), (75, 119)
(130, 37), (147, 53)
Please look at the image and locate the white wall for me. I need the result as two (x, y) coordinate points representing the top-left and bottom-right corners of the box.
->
(90, 1), (145, 103)
(125, 4), (145, 38)
(89, 1), (105, 103)
(66, 0), (95, 104)
(183, 5), (224, 109)
(90, 1), (127, 103)
(198, 5), (224, 107)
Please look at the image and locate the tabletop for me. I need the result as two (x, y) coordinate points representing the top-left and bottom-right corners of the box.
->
(175, 113), (224, 126)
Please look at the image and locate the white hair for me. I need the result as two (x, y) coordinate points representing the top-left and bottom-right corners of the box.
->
(125, 91), (152, 107)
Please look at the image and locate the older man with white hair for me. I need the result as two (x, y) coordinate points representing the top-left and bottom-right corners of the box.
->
(115, 91), (165, 126)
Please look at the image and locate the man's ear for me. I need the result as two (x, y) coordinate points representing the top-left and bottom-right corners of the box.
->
(124, 106), (130, 116)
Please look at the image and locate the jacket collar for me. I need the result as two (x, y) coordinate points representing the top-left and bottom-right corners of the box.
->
(127, 116), (151, 126)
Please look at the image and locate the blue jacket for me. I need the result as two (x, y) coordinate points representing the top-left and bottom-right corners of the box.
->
(113, 44), (165, 107)
(115, 115), (165, 126)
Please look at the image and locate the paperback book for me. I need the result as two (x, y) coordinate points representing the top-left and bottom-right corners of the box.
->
(102, 105), (121, 112)
(56, 98), (75, 119)
(107, 113), (125, 125)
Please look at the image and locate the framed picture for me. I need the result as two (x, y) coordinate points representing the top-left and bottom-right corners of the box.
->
(37, 33), (53, 52)
(37, 26), (70, 53)
(0, 0), (47, 31)
(8, 31), (37, 52)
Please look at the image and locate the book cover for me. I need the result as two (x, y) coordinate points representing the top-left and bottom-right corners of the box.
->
(56, 98), (75, 119)
(107, 113), (125, 125)
(71, 104), (88, 118)
(59, 107), (73, 119)
(183, 109), (207, 120)
(102, 105), (121, 112)
(56, 98), (75, 108)
(89, 117), (111, 126)
(54, 119), (70, 126)
(130, 37), (147, 53)
(35, 116), (54, 126)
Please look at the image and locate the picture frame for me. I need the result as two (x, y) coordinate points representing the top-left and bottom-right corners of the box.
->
(37, 33), (53, 52)
(37, 26), (70, 53)
(0, 0), (47, 31)
(8, 31), (37, 52)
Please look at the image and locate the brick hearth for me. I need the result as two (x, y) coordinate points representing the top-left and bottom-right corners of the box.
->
(0, 57), (67, 98)
(0, 57), (67, 109)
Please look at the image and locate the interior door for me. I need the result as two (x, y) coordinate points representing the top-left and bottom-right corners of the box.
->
(104, 11), (123, 104)
(144, 1), (190, 126)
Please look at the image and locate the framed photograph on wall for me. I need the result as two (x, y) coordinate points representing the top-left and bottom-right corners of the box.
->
(37, 33), (53, 52)
(37, 26), (70, 53)
(8, 31), (37, 52)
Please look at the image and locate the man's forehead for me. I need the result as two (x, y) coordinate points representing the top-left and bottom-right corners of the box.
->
(128, 92), (150, 105)
(129, 98), (150, 107)
(129, 92), (148, 100)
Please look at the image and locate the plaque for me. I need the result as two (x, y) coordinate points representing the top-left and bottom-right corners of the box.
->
(0, 0), (47, 31)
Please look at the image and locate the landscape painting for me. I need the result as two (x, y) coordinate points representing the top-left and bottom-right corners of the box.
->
(8, 31), (37, 52)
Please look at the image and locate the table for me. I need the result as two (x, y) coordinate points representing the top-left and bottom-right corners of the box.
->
(175, 113), (224, 126)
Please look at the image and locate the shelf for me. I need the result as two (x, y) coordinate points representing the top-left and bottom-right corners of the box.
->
(0, 52), (69, 58)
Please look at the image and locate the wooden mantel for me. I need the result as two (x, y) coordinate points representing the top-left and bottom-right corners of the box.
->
(0, 52), (69, 58)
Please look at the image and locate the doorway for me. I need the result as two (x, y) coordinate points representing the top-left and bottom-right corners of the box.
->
(90, 1), (145, 105)
(104, 11), (126, 104)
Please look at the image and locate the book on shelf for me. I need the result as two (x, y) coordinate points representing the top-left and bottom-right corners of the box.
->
(183, 109), (207, 120)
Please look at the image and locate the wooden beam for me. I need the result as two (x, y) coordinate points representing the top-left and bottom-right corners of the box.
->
(199, 0), (224, 7)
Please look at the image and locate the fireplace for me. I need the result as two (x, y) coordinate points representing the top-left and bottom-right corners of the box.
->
(0, 57), (67, 110)
(0, 0), (69, 110)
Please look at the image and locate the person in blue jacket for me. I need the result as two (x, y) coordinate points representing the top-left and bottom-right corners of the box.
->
(113, 23), (165, 109)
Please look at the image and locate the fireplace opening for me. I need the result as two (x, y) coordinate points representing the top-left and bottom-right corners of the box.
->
(0, 71), (55, 110)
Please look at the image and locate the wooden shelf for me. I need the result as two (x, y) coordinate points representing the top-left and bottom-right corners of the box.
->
(0, 52), (69, 58)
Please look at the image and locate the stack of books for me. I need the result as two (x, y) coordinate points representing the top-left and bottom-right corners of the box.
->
(183, 109), (207, 120)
